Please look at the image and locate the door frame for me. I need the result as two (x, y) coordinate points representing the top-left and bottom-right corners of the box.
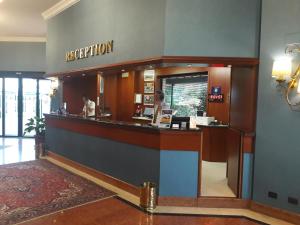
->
(0, 72), (46, 137)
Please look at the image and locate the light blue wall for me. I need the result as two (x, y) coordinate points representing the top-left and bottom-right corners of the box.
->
(46, 0), (262, 74)
(242, 153), (253, 199)
(253, 0), (300, 213)
(164, 0), (261, 57)
(0, 42), (46, 72)
(159, 150), (198, 197)
(46, 0), (166, 74)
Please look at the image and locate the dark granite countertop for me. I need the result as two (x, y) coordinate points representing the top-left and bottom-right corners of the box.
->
(197, 124), (229, 128)
(45, 113), (202, 133)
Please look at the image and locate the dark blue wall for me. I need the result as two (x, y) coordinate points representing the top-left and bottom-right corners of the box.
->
(253, 0), (300, 213)
(46, 127), (160, 186)
(46, 126), (199, 197)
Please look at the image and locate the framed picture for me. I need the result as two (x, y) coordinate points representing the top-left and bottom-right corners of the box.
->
(144, 94), (154, 105)
(144, 70), (155, 82)
(134, 93), (143, 104)
(144, 82), (154, 94)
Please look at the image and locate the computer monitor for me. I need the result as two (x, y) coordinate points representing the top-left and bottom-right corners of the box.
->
(171, 117), (190, 129)
(197, 110), (204, 117)
(143, 107), (154, 118)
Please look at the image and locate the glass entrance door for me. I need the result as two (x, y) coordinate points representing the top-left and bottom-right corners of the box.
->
(4, 78), (19, 136)
(23, 79), (37, 136)
(0, 76), (51, 137)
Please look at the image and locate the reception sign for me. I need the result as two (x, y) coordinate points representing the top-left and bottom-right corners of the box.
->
(65, 40), (114, 62)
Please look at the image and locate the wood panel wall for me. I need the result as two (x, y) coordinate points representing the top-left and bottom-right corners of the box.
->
(202, 127), (227, 162)
(230, 67), (258, 132)
(116, 72), (136, 121)
(155, 67), (210, 77)
(103, 71), (144, 121)
(207, 68), (231, 124)
(103, 74), (118, 120)
(226, 128), (241, 197)
(62, 66), (257, 132)
(63, 76), (97, 114)
(134, 71), (147, 113)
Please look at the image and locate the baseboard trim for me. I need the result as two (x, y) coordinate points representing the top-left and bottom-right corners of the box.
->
(47, 151), (300, 225)
(158, 196), (250, 209)
(47, 151), (140, 198)
(159, 197), (300, 224)
(250, 201), (300, 225)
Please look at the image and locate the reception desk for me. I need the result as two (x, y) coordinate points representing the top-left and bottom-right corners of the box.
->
(45, 114), (202, 198)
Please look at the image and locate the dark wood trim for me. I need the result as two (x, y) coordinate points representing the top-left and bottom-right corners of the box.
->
(45, 56), (259, 78)
(161, 56), (259, 66)
(47, 151), (141, 197)
(47, 151), (299, 225)
(229, 66), (258, 133)
(238, 133), (244, 198)
(250, 201), (300, 225)
(243, 136), (255, 153)
(225, 128), (242, 197)
(158, 196), (250, 209)
(160, 131), (202, 151)
(46, 57), (164, 78)
(45, 114), (202, 151)
(155, 67), (210, 77)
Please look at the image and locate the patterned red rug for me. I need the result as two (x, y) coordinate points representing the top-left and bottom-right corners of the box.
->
(0, 160), (115, 225)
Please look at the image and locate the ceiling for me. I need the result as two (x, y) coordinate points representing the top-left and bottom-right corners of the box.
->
(0, 0), (61, 40)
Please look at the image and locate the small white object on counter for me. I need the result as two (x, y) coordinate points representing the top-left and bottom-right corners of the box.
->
(195, 116), (215, 126)
(132, 116), (152, 121)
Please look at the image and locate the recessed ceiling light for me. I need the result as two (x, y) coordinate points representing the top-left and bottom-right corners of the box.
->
(121, 69), (125, 72)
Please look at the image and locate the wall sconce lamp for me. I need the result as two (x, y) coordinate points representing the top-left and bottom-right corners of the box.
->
(49, 78), (59, 97)
(272, 43), (300, 110)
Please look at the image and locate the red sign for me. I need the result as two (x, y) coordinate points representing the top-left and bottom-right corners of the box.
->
(208, 94), (224, 103)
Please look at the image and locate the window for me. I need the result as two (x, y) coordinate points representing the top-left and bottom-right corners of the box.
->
(23, 79), (37, 136)
(162, 74), (208, 117)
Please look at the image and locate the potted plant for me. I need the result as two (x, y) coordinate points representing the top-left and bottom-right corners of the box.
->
(24, 116), (46, 157)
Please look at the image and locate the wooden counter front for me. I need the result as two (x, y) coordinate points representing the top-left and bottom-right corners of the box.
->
(45, 114), (202, 151)
(201, 126), (228, 162)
